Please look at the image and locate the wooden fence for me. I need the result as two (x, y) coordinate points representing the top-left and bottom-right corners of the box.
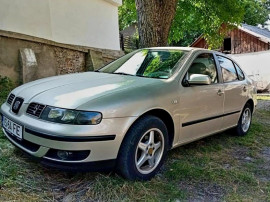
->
(120, 34), (139, 52)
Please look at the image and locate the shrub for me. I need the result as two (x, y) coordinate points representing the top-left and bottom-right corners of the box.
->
(0, 76), (14, 105)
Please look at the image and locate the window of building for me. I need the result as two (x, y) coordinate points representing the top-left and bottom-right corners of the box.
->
(223, 38), (231, 52)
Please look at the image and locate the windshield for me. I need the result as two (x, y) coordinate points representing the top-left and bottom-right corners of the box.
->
(98, 49), (188, 79)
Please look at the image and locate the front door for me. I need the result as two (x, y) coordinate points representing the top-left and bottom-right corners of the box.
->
(178, 53), (224, 144)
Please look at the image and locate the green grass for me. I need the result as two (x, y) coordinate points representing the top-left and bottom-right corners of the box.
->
(1, 81), (270, 201)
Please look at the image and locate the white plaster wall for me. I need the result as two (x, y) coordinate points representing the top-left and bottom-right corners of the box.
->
(104, 0), (122, 6)
(49, 0), (120, 50)
(230, 50), (270, 91)
(0, 0), (52, 40)
(0, 0), (121, 50)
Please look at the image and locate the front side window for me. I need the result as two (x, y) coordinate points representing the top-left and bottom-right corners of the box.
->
(186, 53), (218, 84)
(99, 49), (188, 79)
(217, 55), (238, 82)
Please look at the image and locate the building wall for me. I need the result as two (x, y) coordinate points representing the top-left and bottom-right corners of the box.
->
(0, 0), (121, 50)
(191, 38), (208, 49)
(230, 29), (269, 54)
(0, 34), (85, 84)
(0, 0), (52, 40)
(0, 31), (124, 85)
(191, 29), (270, 54)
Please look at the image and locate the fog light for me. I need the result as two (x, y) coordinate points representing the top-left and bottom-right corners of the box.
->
(57, 151), (73, 160)
(46, 149), (90, 161)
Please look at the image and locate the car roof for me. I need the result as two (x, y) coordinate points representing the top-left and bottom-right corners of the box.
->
(150, 46), (233, 55)
(146, 47), (203, 51)
(143, 47), (235, 61)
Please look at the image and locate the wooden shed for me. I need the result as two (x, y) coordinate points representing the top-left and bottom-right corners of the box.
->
(191, 24), (270, 54)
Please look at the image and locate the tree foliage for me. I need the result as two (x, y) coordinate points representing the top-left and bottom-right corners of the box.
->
(119, 0), (270, 48)
(119, 0), (137, 31)
(169, 0), (244, 49)
(243, 0), (269, 25)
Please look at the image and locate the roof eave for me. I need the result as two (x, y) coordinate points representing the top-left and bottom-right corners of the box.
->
(238, 26), (270, 44)
(190, 34), (204, 47)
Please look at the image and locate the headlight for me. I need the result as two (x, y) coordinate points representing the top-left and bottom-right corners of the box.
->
(40, 106), (102, 125)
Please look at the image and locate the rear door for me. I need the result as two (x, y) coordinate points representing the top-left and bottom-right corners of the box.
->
(216, 55), (248, 130)
(178, 52), (224, 143)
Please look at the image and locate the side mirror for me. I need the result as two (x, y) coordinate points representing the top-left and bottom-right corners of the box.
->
(188, 74), (211, 85)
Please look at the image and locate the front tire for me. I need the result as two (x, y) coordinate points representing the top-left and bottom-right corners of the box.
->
(117, 115), (169, 180)
(235, 103), (252, 136)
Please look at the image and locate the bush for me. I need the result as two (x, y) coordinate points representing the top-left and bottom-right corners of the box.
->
(0, 76), (14, 105)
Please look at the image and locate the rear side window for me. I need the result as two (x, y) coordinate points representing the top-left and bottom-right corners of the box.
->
(217, 56), (238, 82)
(234, 63), (245, 81)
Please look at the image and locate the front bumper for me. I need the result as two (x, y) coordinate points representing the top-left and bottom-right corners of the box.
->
(3, 128), (117, 171)
(1, 102), (137, 170)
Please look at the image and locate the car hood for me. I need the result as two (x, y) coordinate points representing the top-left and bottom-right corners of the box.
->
(13, 72), (160, 109)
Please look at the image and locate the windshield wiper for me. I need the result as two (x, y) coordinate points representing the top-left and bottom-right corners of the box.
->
(112, 72), (147, 78)
(112, 72), (134, 76)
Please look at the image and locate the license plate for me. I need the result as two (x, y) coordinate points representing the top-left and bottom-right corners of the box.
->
(2, 116), (23, 140)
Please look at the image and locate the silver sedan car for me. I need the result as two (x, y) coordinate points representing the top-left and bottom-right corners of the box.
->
(1, 47), (257, 180)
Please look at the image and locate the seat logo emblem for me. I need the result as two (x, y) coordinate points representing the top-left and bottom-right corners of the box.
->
(13, 100), (21, 111)
(32, 104), (40, 115)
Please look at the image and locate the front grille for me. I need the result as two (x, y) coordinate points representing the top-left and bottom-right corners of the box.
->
(26, 103), (46, 118)
(7, 94), (15, 105)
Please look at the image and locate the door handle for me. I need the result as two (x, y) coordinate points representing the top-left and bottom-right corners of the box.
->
(217, 89), (224, 96)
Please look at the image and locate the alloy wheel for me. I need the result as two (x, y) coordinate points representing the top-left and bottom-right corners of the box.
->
(135, 128), (165, 175)
(242, 108), (251, 132)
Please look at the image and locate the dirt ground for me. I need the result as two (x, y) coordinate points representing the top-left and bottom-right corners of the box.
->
(257, 100), (270, 111)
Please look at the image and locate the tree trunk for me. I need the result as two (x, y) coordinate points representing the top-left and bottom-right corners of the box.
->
(135, 0), (178, 48)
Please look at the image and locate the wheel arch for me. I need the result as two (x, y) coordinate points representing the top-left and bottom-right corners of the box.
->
(120, 108), (175, 151)
(246, 99), (255, 113)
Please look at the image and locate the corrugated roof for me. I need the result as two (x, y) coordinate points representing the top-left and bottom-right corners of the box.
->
(241, 24), (270, 43)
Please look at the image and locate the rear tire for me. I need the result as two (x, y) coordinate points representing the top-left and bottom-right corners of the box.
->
(235, 103), (252, 136)
(116, 115), (169, 180)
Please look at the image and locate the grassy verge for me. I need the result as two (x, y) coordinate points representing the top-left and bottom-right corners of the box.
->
(1, 83), (270, 201)
(257, 95), (270, 101)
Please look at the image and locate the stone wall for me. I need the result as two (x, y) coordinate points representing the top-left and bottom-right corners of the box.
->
(54, 48), (86, 75)
(0, 30), (124, 85)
